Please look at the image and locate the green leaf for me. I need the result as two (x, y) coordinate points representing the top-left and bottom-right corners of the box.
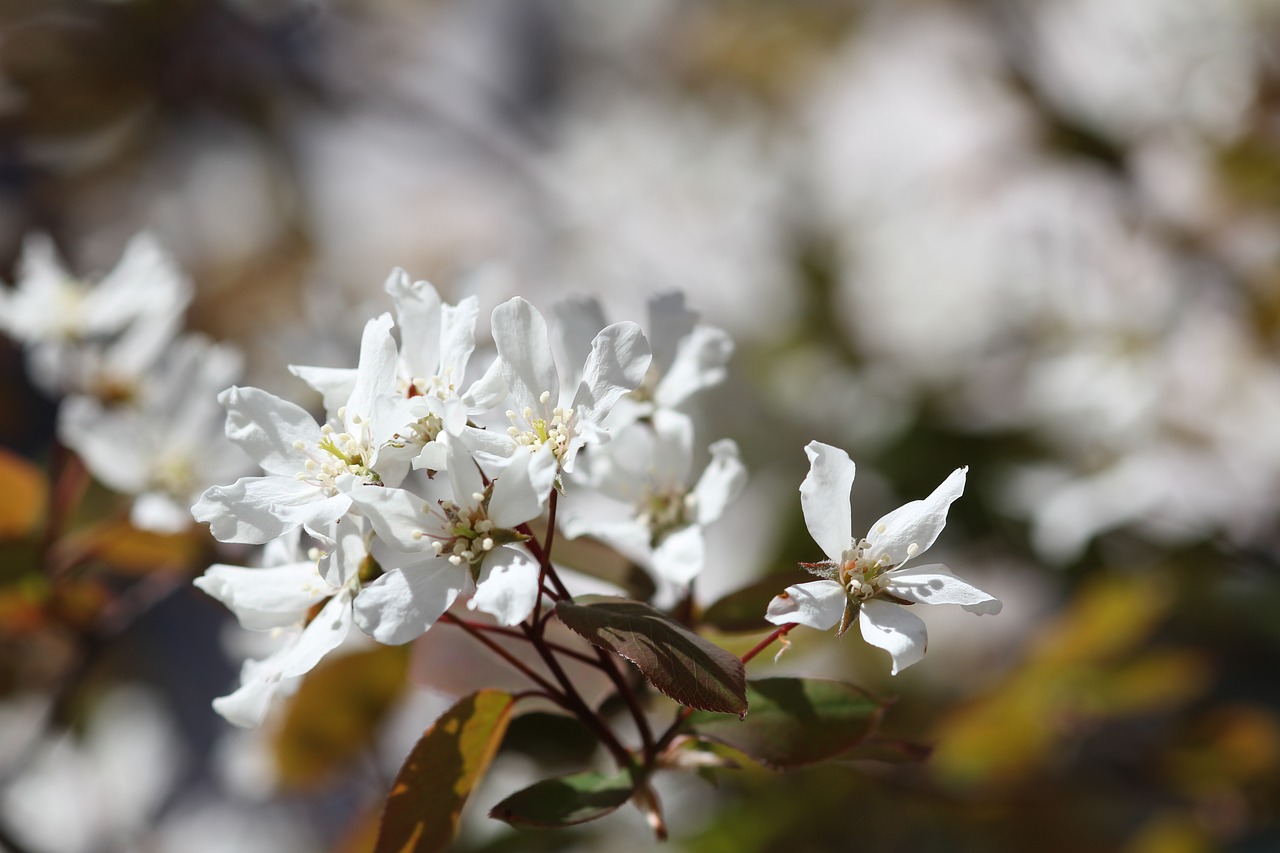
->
(700, 569), (814, 633)
(555, 596), (747, 716)
(275, 645), (410, 789)
(376, 689), (518, 853)
(688, 677), (884, 769)
(500, 711), (598, 766)
(489, 769), (636, 828)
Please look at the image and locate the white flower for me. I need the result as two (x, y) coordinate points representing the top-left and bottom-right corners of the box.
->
(564, 410), (746, 586)
(291, 269), (507, 473)
(0, 233), (192, 399)
(58, 334), (251, 533)
(554, 292), (733, 427)
(348, 436), (547, 637)
(474, 296), (650, 497)
(766, 441), (1001, 674)
(193, 314), (399, 544)
(194, 527), (365, 727)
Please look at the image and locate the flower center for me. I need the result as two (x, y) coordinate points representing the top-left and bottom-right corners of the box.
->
(506, 391), (576, 465)
(637, 486), (695, 548)
(293, 416), (381, 494)
(407, 485), (524, 578)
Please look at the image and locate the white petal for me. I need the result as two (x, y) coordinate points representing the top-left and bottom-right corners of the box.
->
(693, 439), (747, 526)
(883, 564), (1002, 615)
(212, 661), (282, 728)
(859, 599), (928, 675)
(654, 324), (733, 409)
(412, 440), (449, 473)
(765, 579), (846, 630)
(130, 493), (194, 534)
(346, 484), (433, 552)
(194, 562), (330, 630)
(193, 475), (351, 544)
(57, 397), (149, 493)
(488, 450), (552, 528)
(354, 563), (466, 644)
(469, 547), (540, 626)
(461, 354), (508, 414)
(386, 268), (442, 380)
(288, 365), (356, 419)
(866, 467), (967, 568)
(571, 321), (652, 427)
(493, 297), (559, 412)
(650, 410), (694, 486)
(219, 386), (318, 477)
(344, 313), (398, 431)
(646, 291), (698, 377)
(439, 296), (480, 380)
(652, 524), (704, 586)
(272, 592), (354, 679)
(800, 441), (855, 562)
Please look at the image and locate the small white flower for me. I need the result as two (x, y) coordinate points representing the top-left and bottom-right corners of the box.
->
(766, 441), (1001, 674)
(564, 410), (746, 586)
(476, 296), (650, 500)
(348, 436), (547, 638)
(58, 334), (250, 533)
(195, 526), (366, 727)
(291, 269), (506, 473)
(193, 314), (399, 544)
(0, 233), (192, 399)
(554, 292), (733, 427)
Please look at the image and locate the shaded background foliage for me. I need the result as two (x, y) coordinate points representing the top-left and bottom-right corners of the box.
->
(2, 0), (1280, 850)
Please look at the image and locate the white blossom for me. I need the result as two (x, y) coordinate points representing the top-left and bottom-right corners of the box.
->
(564, 410), (746, 586)
(348, 436), (547, 637)
(58, 334), (250, 533)
(766, 441), (1000, 674)
(0, 232), (192, 399)
(472, 296), (650, 500)
(193, 313), (400, 544)
(194, 527), (366, 727)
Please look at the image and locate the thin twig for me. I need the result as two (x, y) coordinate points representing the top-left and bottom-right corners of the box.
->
(439, 613), (565, 700)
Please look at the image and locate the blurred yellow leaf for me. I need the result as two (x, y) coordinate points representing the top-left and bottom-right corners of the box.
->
(58, 519), (201, 575)
(1122, 812), (1213, 853)
(275, 644), (411, 790)
(1034, 573), (1171, 667)
(0, 448), (47, 539)
(931, 571), (1209, 791)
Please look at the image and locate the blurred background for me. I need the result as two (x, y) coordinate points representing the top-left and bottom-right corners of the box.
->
(2, 0), (1280, 850)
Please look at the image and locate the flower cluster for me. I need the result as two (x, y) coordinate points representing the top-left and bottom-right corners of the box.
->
(187, 268), (1004, 728)
(0, 235), (250, 533)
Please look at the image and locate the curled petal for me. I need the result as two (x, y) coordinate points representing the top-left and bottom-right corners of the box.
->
(194, 562), (330, 630)
(192, 476), (351, 544)
(866, 467), (967, 568)
(220, 386), (320, 477)
(693, 439), (747, 526)
(765, 579), (846, 631)
(572, 321), (652, 427)
(800, 442), (855, 563)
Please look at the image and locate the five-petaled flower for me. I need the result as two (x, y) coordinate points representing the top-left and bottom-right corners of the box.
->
(766, 441), (1001, 674)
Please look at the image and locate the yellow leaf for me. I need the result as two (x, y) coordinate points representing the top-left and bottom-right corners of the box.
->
(274, 645), (410, 790)
(0, 449), (47, 539)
